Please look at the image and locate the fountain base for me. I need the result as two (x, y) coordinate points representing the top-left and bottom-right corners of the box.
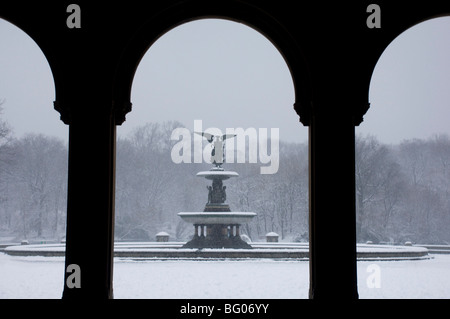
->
(178, 212), (256, 249)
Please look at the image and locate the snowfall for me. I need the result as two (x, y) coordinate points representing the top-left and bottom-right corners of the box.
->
(1, 252), (450, 299)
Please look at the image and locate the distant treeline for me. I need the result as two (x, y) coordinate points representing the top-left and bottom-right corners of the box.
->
(355, 134), (450, 244)
(0, 118), (449, 244)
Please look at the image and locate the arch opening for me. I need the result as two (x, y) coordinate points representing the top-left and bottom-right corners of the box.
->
(356, 16), (450, 298)
(125, 18), (304, 143)
(112, 6), (312, 126)
(113, 18), (309, 298)
(364, 16), (450, 144)
(0, 18), (68, 298)
(0, 18), (62, 140)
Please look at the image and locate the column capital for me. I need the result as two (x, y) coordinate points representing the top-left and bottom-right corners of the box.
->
(53, 101), (71, 125)
(53, 100), (132, 125)
(113, 100), (132, 125)
(353, 102), (370, 126)
(293, 101), (313, 127)
(299, 99), (370, 126)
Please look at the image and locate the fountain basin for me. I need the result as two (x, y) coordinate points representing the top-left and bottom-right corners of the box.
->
(178, 212), (256, 224)
(196, 170), (239, 180)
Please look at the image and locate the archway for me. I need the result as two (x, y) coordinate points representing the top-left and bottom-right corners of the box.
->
(357, 16), (450, 298)
(362, 16), (450, 144)
(0, 18), (67, 298)
(0, 18), (62, 140)
(113, 18), (309, 298)
(112, 1), (312, 126)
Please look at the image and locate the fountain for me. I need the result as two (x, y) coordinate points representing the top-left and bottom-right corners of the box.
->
(178, 132), (256, 248)
(2, 130), (433, 259)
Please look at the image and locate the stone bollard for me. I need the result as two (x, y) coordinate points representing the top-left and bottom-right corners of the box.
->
(156, 231), (169, 242)
(266, 232), (279, 242)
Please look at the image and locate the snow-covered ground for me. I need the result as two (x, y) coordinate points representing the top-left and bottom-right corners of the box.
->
(1, 252), (450, 299)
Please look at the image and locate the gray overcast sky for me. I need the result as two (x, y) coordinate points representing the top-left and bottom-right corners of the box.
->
(1, 17), (449, 145)
(126, 19), (301, 143)
(360, 16), (450, 144)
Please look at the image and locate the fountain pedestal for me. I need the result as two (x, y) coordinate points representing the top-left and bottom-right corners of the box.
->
(178, 168), (256, 249)
(178, 212), (256, 248)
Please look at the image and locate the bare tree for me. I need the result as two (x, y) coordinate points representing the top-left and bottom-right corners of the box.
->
(115, 121), (188, 240)
(355, 135), (405, 242)
(0, 101), (14, 171)
(12, 134), (67, 238)
(0, 101), (15, 230)
(396, 135), (450, 243)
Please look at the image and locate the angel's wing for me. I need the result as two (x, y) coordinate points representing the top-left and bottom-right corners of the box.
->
(194, 131), (214, 142)
(222, 134), (236, 141)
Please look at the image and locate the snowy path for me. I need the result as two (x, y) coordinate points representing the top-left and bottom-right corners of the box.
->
(1, 253), (450, 299)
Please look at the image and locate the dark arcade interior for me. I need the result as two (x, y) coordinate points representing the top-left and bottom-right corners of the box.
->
(0, 1), (449, 299)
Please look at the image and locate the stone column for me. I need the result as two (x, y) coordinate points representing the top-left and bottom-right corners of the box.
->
(194, 224), (199, 238)
(200, 225), (205, 237)
(308, 110), (358, 299)
(61, 105), (116, 299)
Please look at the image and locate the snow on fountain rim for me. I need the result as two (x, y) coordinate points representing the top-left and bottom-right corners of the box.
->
(178, 212), (256, 224)
(3, 242), (431, 261)
(196, 171), (239, 179)
(5, 242), (426, 253)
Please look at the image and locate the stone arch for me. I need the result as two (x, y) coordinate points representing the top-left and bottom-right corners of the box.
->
(112, 0), (312, 125)
(356, 15), (450, 241)
(365, 12), (450, 118)
(0, 16), (58, 106)
(360, 13), (450, 142)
